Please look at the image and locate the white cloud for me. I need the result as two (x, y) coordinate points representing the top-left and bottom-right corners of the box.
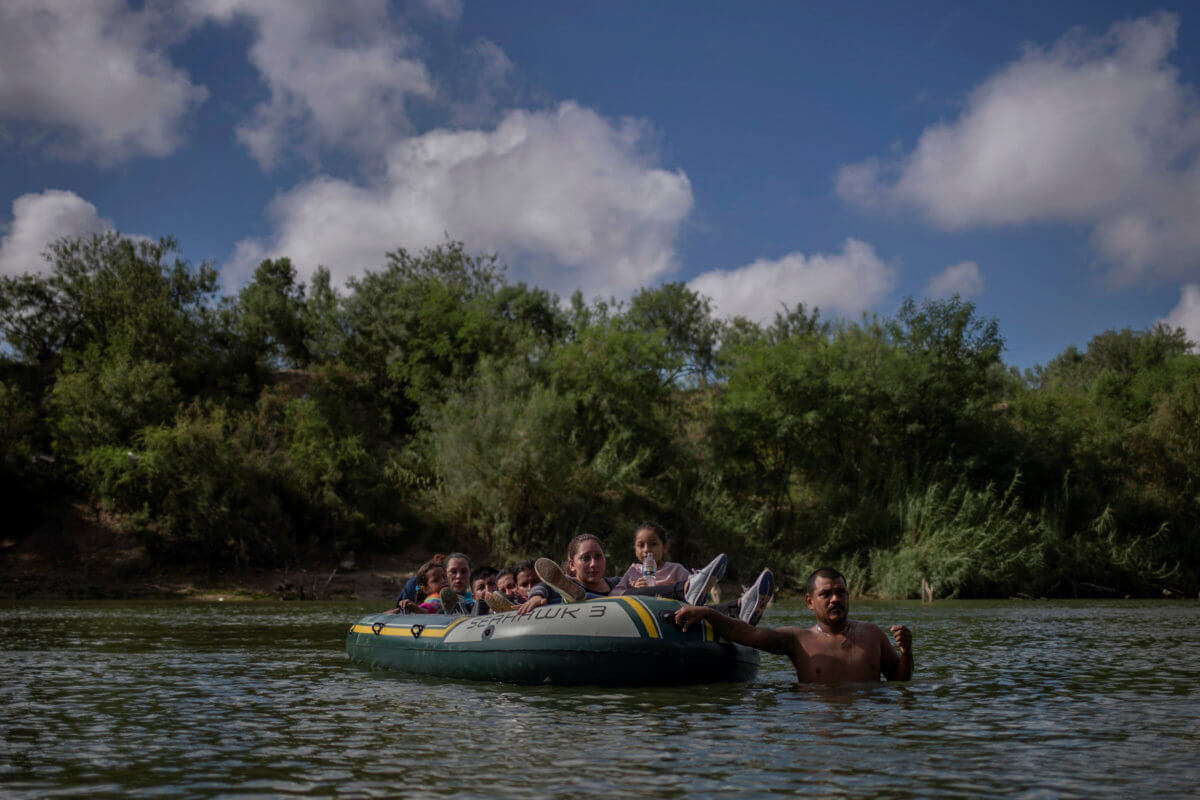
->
(0, 191), (114, 277)
(927, 261), (984, 299)
(836, 12), (1200, 286)
(0, 0), (207, 163)
(1161, 284), (1200, 348)
(194, 0), (437, 169)
(229, 102), (693, 296)
(687, 239), (896, 322)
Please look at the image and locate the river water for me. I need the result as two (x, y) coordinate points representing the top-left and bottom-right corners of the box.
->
(1, 599), (1197, 798)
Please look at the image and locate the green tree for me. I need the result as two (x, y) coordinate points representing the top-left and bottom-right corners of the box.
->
(0, 233), (219, 367)
(627, 282), (721, 386)
(237, 257), (311, 368)
(340, 242), (565, 430)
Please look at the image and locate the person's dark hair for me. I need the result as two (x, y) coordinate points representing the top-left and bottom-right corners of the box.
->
(514, 560), (537, 579)
(566, 533), (604, 560)
(415, 559), (445, 593)
(805, 567), (846, 595)
(634, 520), (668, 543)
(473, 566), (498, 582)
(564, 533), (604, 578)
(497, 566), (516, 582)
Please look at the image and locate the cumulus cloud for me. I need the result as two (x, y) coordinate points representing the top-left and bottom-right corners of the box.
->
(229, 102), (693, 296)
(0, 0), (207, 163)
(0, 191), (114, 277)
(1161, 284), (1200, 349)
(927, 261), (984, 299)
(194, 0), (438, 169)
(687, 239), (896, 322)
(836, 12), (1200, 286)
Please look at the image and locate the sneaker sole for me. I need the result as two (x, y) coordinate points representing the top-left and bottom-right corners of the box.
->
(534, 558), (585, 602)
(485, 593), (516, 613)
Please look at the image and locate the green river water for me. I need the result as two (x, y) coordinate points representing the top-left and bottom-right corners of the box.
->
(1, 599), (1197, 798)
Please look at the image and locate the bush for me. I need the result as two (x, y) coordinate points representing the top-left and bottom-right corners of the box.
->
(81, 405), (290, 564)
(51, 349), (179, 458)
(870, 474), (1052, 598)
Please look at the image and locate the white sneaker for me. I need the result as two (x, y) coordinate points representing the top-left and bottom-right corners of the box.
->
(738, 569), (774, 625)
(684, 554), (728, 605)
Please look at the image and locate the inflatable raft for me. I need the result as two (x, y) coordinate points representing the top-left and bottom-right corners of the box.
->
(346, 595), (759, 686)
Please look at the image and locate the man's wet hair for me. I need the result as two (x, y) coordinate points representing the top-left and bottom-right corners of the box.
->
(473, 566), (498, 582)
(805, 567), (846, 595)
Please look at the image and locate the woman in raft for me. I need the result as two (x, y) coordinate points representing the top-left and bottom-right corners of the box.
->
(493, 531), (774, 626)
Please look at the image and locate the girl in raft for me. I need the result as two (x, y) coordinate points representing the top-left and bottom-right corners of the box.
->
(613, 520), (692, 593)
(387, 559), (453, 614)
(493, 532), (774, 626)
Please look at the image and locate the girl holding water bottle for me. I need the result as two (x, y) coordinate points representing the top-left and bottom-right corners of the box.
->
(614, 521), (691, 592)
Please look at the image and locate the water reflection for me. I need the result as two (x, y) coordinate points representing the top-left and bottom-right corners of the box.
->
(0, 600), (1197, 798)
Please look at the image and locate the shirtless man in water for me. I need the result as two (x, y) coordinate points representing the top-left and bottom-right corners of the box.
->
(675, 567), (913, 683)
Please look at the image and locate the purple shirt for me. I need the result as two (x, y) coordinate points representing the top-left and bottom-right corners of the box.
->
(612, 560), (691, 595)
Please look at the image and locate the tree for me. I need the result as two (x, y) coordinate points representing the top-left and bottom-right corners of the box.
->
(627, 282), (720, 385)
(236, 258), (311, 368)
(340, 242), (565, 430)
(0, 233), (219, 368)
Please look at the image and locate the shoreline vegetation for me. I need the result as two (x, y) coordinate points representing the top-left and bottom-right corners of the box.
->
(2, 234), (1198, 601)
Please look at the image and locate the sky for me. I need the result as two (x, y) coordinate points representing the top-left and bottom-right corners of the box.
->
(3, 1), (1200, 368)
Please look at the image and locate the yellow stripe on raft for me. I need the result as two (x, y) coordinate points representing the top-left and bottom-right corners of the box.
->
(350, 618), (468, 638)
(614, 596), (659, 639)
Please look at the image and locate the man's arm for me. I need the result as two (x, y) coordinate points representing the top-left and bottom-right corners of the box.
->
(879, 624), (913, 681)
(675, 606), (798, 656)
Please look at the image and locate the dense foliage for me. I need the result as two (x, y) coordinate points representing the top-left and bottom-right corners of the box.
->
(2, 232), (1196, 597)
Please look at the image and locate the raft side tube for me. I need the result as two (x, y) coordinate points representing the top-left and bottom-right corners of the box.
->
(346, 596), (759, 686)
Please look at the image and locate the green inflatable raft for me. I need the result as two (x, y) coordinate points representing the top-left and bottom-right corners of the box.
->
(346, 595), (759, 686)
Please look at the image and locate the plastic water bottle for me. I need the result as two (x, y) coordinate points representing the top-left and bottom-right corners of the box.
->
(642, 552), (657, 586)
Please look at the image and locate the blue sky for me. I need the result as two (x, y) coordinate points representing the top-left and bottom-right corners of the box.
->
(3, 1), (1200, 368)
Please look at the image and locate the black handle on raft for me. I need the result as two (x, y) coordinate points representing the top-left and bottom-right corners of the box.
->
(660, 610), (680, 628)
(410, 624), (424, 639)
(371, 621), (384, 635)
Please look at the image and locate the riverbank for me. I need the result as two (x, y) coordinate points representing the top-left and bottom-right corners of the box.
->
(5, 504), (1194, 602)
(0, 505), (418, 602)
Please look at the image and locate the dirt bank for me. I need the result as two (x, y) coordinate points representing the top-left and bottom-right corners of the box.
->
(0, 505), (422, 603)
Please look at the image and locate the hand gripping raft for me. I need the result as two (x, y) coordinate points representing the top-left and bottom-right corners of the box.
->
(346, 595), (759, 686)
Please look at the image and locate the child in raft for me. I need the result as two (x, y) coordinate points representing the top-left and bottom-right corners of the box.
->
(513, 560), (538, 600)
(612, 521), (692, 593)
(388, 559), (451, 614)
(472, 566), (499, 599)
(496, 566), (517, 597)
(482, 560), (538, 611)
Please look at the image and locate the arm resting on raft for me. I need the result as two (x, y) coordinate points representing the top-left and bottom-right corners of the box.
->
(674, 605), (797, 656)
